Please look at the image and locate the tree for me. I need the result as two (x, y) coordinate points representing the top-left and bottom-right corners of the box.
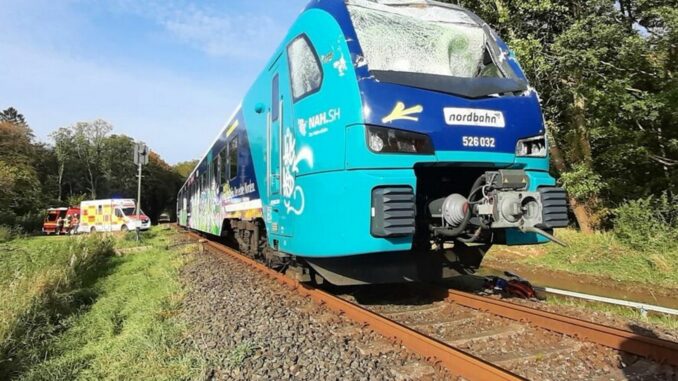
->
(449, 0), (677, 231)
(100, 134), (137, 198)
(142, 152), (184, 222)
(0, 107), (28, 128)
(173, 160), (199, 180)
(0, 118), (45, 226)
(62, 119), (113, 199)
(0, 121), (34, 165)
(51, 128), (74, 202)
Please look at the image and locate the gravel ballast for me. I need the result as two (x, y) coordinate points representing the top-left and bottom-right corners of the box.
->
(179, 248), (452, 381)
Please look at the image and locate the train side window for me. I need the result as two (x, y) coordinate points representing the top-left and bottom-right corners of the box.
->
(271, 74), (279, 121)
(208, 161), (213, 186)
(287, 34), (322, 102)
(228, 137), (238, 180)
(211, 158), (218, 187)
(219, 149), (228, 185)
(215, 155), (221, 187)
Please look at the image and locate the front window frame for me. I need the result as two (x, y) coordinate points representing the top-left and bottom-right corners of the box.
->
(345, 1), (519, 82)
(286, 34), (324, 103)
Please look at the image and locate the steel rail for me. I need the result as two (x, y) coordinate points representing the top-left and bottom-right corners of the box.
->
(188, 233), (525, 381)
(445, 290), (678, 367)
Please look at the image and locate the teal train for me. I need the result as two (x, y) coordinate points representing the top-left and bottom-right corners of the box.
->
(177, 0), (569, 285)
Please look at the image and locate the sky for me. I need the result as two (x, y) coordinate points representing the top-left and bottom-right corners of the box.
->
(0, 0), (308, 164)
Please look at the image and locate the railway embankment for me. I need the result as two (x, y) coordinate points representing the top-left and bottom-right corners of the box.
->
(484, 228), (678, 332)
(3, 228), (676, 380)
(0, 228), (203, 380)
(486, 229), (678, 294)
(179, 240), (451, 380)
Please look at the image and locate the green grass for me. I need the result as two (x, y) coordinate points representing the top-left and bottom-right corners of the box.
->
(0, 234), (114, 377)
(225, 341), (257, 369)
(546, 294), (678, 332)
(504, 229), (678, 288)
(0, 227), (205, 380)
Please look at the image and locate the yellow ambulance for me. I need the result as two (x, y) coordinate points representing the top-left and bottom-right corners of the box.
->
(77, 199), (151, 233)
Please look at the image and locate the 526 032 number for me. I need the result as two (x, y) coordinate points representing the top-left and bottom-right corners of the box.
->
(462, 136), (495, 148)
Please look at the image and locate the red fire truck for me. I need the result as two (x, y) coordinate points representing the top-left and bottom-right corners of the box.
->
(42, 206), (80, 235)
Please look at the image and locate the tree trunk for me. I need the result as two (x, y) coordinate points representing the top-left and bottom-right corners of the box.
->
(87, 165), (96, 199)
(572, 91), (593, 164)
(57, 162), (64, 202)
(569, 199), (594, 234)
(549, 133), (594, 234)
(653, 125), (674, 197)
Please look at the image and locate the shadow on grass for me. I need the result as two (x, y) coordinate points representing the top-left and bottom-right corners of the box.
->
(0, 242), (121, 380)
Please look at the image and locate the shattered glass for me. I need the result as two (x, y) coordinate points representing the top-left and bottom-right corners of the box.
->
(288, 37), (322, 99)
(347, 0), (497, 78)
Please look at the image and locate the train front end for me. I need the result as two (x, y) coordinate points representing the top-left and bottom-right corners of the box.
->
(303, 0), (568, 285)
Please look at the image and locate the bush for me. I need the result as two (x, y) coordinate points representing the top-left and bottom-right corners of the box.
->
(614, 193), (678, 251)
(15, 212), (44, 234)
(0, 226), (13, 243)
(560, 163), (603, 202)
(0, 211), (45, 236)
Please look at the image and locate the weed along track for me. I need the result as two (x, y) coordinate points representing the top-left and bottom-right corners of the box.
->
(187, 231), (678, 381)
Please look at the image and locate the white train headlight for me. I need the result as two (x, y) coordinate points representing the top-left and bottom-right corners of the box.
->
(516, 135), (547, 157)
(366, 125), (434, 154)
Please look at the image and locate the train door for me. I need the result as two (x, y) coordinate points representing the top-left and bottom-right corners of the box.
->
(267, 58), (293, 238)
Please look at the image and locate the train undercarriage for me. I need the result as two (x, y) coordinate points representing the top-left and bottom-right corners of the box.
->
(217, 167), (567, 286)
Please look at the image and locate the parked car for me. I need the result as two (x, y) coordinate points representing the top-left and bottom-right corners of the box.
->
(158, 213), (171, 223)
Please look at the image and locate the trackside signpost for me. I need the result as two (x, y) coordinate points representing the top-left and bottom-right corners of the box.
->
(134, 142), (149, 240)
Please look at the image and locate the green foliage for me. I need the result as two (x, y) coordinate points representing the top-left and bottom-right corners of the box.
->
(13, 212), (44, 234)
(226, 341), (257, 369)
(448, 0), (677, 226)
(0, 229), (203, 380)
(0, 226), (14, 243)
(50, 122), (183, 223)
(614, 194), (678, 251)
(66, 195), (88, 208)
(519, 228), (677, 287)
(547, 294), (678, 331)
(0, 235), (115, 379)
(559, 163), (603, 202)
(173, 160), (199, 180)
(0, 159), (43, 230)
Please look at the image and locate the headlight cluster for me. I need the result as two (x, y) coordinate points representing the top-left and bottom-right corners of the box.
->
(366, 125), (434, 154)
(516, 135), (547, 157)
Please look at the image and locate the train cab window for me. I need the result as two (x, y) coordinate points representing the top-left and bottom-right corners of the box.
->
(228, 137), (238, 180)
(287, 35), (322, 101)
(271, 74), (280, 121)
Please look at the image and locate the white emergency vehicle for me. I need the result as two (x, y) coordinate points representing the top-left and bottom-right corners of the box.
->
(77, 199), (151, 233)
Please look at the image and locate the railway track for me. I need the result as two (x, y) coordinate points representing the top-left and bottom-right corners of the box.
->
(185, 231), (678, 380)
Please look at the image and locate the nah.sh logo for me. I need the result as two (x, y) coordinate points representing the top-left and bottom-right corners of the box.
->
(444, 107), (506, 128)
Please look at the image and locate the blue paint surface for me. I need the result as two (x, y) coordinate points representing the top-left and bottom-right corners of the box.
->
(179, 0), (559, 257)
